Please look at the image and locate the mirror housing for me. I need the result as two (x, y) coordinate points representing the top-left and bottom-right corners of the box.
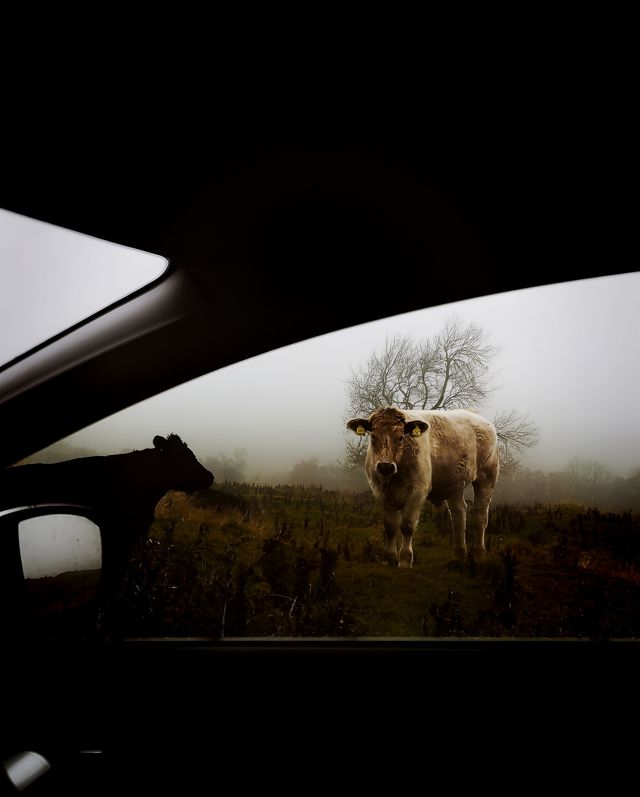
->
(0, 504), (104, 637)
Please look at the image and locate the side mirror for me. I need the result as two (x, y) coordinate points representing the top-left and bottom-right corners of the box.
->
(0, 505), (103, 636)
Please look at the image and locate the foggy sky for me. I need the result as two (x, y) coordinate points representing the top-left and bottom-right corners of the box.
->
(63, 271), (640, 479)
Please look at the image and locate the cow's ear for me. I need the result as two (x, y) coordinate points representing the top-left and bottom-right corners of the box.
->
(404, 421), (428, 438)
(153, 435), (167, 450)
(346, 418), (371, 436)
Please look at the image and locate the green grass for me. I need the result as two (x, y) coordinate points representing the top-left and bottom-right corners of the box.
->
(109, 485), (640, 639)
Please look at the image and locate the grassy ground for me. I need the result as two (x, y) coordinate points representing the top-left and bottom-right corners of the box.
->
(110, 484), (640, 639)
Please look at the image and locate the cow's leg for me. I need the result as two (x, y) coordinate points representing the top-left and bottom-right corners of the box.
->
(471, 480), (494, 558)
(382, 506), (400, 565)
(447, 489), (468, 560)
(398, 492), (426, 568)
(398, 524), (414, 568)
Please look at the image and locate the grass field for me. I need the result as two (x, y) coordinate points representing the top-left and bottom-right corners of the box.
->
(110, 484), (640, 639)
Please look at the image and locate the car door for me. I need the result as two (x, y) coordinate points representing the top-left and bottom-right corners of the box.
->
(2, 130), (637, 791)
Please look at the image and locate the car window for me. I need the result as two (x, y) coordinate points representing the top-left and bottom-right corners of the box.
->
(20, 270), (640, 640)
(0, 208), (168, 368)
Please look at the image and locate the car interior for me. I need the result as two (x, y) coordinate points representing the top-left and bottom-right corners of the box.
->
(1, 106), (636, 790)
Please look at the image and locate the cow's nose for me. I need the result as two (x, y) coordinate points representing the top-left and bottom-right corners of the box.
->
(376, 461), (397, 477)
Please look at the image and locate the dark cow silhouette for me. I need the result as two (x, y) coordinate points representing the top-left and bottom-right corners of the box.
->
(0, 434), (214, 614)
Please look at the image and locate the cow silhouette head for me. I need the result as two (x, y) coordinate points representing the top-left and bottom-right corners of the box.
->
(153, 434), (214, 492)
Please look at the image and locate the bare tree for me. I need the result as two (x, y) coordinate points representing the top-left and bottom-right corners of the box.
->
(493, 410), (540, 473)
(346, 318), (496, 415)
(204, 449), (248, 483)
(342, 316), (538, 472)
(564, 456), (612, 502)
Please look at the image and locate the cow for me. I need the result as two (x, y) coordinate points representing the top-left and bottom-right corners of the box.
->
(0, 434), (214, 605)
(347, 407), (499, 567)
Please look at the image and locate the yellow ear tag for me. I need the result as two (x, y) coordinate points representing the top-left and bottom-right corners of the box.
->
(356, 425), (366, 436)
(411, 425), (422, 437)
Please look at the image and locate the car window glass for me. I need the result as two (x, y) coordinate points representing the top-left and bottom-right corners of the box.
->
(0, 208), (168, 367)
(24, 271), (640, 638)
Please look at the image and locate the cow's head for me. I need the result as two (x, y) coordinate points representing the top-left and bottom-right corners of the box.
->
(153, 434), (214, 491)
(346, 408), (428, 480)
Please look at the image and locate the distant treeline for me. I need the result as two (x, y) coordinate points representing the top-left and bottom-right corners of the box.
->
(271, 457), (640, 512)
(495, 459), (640, 511)
(254, 456), (640, 511)
(18, 443), (640, 511)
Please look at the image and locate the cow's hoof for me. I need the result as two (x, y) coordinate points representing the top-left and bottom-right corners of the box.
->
(398, 559), (413, 569)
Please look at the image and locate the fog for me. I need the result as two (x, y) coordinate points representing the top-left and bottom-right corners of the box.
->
(63, 272), (640, 480)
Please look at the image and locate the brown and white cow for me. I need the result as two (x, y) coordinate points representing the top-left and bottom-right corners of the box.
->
(347, 407), (499, 567)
